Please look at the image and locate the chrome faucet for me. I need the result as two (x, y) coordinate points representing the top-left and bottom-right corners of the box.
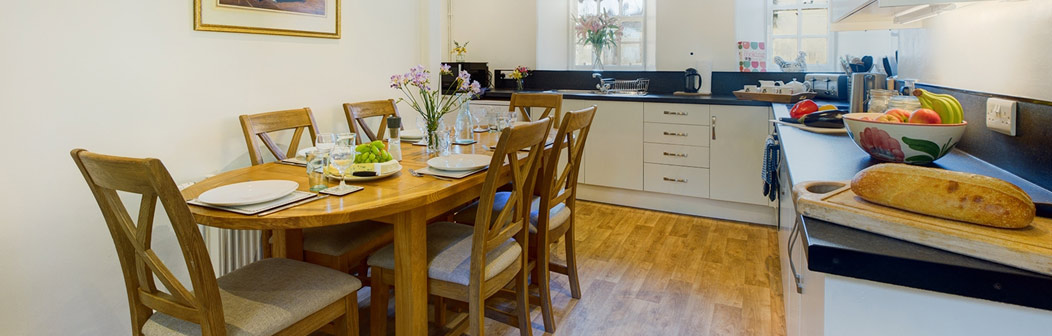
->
(593, 73), (610, 93)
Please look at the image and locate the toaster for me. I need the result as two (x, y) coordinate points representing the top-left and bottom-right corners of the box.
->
(804, 74), (849, 100)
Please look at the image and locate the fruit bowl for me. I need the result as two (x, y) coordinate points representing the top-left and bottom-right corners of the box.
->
(843, 113), (967, 164)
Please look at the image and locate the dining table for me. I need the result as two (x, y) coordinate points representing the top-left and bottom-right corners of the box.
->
(181, 131), (542, 336)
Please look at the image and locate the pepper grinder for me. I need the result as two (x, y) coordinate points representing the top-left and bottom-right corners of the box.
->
(387, 116), (402, 161)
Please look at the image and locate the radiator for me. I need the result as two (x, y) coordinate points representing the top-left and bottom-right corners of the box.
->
(201, 226), (262, 276)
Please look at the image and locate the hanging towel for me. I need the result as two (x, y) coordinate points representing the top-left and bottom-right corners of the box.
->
(762, 135), (781, 202)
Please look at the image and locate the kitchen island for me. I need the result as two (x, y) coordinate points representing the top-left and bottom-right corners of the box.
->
(772, 103), (1052, 336)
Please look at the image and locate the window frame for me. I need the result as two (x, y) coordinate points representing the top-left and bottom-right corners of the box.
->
(767, 0), (835, 72)
(568, 0), (647, 71)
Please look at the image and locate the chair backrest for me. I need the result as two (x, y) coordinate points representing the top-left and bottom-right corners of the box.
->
(343, 99), (401, 144)
(536, 106), (597, 233)
(470, 118), (552, 285)
(71, 149), (226, 335)
(239, 107), (319, 166)
(509, 93), (563, 126)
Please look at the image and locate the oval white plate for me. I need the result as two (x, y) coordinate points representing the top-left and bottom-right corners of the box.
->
(198, 180), (299, 206)
(427, 154), (491, 172)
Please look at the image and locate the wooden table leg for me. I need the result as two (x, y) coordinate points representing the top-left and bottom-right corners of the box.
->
(394, 208), (428, 336)
(271, 229), (304, 261)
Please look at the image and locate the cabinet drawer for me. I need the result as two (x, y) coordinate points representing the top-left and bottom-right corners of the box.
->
(643, 143), (709, 168)
(643, 163), (710, 198)
(644, 103), (710, 125)
(644, 123), (710, 146)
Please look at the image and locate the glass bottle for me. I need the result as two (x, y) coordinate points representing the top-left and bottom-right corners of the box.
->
(454, 96), (474, 144)
(386, 116), (402, 161)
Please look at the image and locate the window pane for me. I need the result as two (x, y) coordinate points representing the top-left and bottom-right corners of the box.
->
(801, 9), (828, 35)
(772, 10), (798, 35)
(599, 0), (619, 15)
(801, 37), (828, 65)
(772, 38), (798, 64)
(622, 21), (643, 41)
(575, 44), (592, 66)
(622, 0), (644, 16)
(773, 0), (797, 5)
(621, 43), (642, 66)
(577, 0), (597, 16)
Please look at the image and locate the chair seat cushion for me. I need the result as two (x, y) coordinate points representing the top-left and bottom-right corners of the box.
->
(453, 192), (571, 233)
(302, 221), (392, 256)
(142, 258), (361, 336)
(367, 221), (522, 286)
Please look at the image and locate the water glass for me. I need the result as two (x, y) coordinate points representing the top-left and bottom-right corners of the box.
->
(316, 133), (337, 152)
(336, 132), (356, 147)
(328, 145), (355, 192)
(305, 149), (328, 192)
(436, 129), (452, 157)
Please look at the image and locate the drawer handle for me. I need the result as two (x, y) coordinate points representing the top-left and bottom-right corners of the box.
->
(663, 111), (688, 116)
(711, 116), (717, 140)
(662, 152), (687, 158)
(663, 177), (688, 183)
(662, 131), (688, 137)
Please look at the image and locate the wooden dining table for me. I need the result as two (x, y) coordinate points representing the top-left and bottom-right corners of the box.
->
(182, 132), (521, 336)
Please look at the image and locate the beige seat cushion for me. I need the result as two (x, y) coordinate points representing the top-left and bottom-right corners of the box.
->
(142, 258), (361, 336)
(367, 221), (522, 286)
(302, 221), (392, 256)
(453, 192), (571, 233)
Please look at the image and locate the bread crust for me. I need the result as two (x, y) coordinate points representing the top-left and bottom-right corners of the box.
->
(851, 164), (1036, 229)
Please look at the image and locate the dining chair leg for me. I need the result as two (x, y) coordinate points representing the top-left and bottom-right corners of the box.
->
(336, 292), (359, 336)
(261, 230), (273, 258)
(515, 269), (534, 336)
(564, 220), (582, 299)
(434, 296), (447, 327)
(469, 293), (485, 336)
(370, 267), (389, 336)
(537, 243), (556, 333)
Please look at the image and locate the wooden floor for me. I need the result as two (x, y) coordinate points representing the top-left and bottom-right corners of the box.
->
(350, 201), (785, 336)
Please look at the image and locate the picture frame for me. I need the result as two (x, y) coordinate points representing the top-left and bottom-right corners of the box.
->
(194, 0), (341, 39)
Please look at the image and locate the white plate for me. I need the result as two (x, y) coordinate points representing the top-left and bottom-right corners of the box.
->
(326, 167), (402, 181)
(427, 154), (491, 172)
(400, 129), (424, 140)
(197, 180), (299, 206)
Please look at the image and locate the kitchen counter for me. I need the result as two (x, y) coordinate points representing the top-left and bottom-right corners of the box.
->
(772, 103), (1052, 311)
(483, 89), (771, 106)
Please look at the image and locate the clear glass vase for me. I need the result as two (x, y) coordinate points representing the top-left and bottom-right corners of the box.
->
(516, 79), (524, 91)
(592, 45), (604, 72)
(423, 119), (448, 155)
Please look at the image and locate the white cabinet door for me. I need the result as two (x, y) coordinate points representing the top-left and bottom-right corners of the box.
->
(567, 99), (644, 191)
(709, 105), (771, 206)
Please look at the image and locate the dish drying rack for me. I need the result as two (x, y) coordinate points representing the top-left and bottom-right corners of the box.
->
(599, 78), (650, 94)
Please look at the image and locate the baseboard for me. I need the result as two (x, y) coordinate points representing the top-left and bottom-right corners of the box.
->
(577, 184), (777, 226)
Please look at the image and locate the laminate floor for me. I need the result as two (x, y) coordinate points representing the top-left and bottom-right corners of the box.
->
(348, 201), (785, 336)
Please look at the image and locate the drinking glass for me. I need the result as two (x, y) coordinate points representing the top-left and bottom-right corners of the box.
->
(328, 145), (355, 192)
(436, 128), (452, 157)
(336, 132), (356, 147)
(305, 149), (328, 192)
(316, 133), (337, 152)
(471, 105), (488, 132)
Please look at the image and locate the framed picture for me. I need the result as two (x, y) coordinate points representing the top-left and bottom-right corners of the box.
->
(194, 0), (340, 39)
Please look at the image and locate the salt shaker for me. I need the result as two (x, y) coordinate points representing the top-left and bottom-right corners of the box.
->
(387, 116), (402, 161)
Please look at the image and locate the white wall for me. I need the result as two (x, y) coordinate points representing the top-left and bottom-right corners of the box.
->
(0, 1), (430, 334)
(899, 0), (1052, 101)
(656, 0), (739, 71)
(446, 0), (538, 71)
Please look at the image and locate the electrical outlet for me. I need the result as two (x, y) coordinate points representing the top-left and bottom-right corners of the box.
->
(986, 97), (1017, 136)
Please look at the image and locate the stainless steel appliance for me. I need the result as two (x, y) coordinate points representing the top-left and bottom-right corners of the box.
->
(849, 73), (888, 113)
(804, 74), (848, 100)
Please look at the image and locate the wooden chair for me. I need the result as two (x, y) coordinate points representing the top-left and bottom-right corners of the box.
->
(71, 149), (360, 336)
(509, 93), (563, 126)
(367, 118), (554, 336)
(239, 108), (394, 278)
(343, 99), (401, 144)
(451, 106), (597, 332)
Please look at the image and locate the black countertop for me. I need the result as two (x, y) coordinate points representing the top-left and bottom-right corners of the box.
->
(482, 89), (771, 106)
(772, 103), (1052, 311)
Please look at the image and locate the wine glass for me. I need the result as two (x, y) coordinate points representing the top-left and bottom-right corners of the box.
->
(316, 133), (337, 152)
(329, 144), (355, 192)
(471, 105), (487, 132)
(337, 132), (356, 147)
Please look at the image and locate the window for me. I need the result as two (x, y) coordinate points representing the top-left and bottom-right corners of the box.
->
(570, 0), (646, 70)
(769, 0), (831, 71)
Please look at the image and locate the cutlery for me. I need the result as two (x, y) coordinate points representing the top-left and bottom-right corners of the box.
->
(257, 194), (328, 217)
(408, 168), (452, 181)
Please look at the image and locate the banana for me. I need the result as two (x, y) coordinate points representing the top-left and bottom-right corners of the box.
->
(928, 92), (963, 124)
(912, 89), (963, 124)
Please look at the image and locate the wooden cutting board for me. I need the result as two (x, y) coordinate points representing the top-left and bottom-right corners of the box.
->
(794, 181), (1052, 276)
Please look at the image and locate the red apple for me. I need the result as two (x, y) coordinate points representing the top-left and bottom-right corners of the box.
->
(884, 108), (910, 122)
(876, 114), (903, 123)
(909, 108), (942, 124)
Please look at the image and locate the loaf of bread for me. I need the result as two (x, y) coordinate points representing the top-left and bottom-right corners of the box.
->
(851, 164), (1036, 229)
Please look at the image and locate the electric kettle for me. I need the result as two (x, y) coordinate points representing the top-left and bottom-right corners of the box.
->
(685, 68), (702, 93)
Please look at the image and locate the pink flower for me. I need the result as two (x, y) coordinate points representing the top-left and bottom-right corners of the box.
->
(859, 127), (905, 162)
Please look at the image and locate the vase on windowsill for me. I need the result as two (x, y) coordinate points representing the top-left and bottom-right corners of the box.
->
(515, 79), (524, 91)
(592, 44), (605, 72)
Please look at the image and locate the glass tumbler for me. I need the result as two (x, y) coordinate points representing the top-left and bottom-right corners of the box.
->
(305, 149), (329, 192)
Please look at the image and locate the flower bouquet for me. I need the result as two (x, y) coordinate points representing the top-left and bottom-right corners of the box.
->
(390, 64), (481, 153)
(510, 66), (530, 91)
(573, 11), (623, 71)
(453, 41), (469, 62)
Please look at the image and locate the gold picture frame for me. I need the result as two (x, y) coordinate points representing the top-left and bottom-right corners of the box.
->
(194, 0), (341, 39)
